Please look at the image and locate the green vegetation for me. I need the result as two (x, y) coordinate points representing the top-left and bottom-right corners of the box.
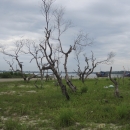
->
(0, 78), (130, 129)
(0, 71), (28, 78)
(0, 71), (21, 78)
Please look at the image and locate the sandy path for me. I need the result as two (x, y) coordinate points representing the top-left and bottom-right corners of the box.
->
(0, 78), (38, 82)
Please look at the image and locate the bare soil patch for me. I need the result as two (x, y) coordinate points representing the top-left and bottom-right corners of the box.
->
(0, 78), (38, 82)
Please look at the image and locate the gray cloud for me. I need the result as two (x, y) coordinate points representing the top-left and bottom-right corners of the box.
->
(0, 0), (130, 71)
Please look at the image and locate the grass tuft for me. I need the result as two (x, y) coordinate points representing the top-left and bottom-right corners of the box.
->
(80, 85), (88, 94)
(57, 108), (75, 127)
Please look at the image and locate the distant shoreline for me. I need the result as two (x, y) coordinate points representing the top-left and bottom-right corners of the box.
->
(0, 73), (125, 82)
(0, 70), (127, 74)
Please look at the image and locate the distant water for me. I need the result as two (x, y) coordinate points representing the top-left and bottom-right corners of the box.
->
(64, 73), (123, 79)
(86, 73), (123, 78)
(32, 72), (124, 79)
(0, 71), (124, 79)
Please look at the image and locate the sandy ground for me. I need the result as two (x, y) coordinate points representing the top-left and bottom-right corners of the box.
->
(0, 78), (38, 82)
(0, 77), (79, 82)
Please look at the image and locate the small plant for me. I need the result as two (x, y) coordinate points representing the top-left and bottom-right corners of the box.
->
(124, 124), (130, 130)
(4, 119), (26, 130)
(58, 108), (75, 127)
(116, 104), (130, 120)
(14, 84), (18, 88)
(80, 86), (88, 94)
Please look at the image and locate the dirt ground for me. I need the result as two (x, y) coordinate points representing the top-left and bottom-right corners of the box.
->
(0, 78), (38, 82)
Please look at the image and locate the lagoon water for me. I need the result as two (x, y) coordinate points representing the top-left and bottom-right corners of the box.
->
(33, 72), (123, 79)
(65, 73), (123, 79)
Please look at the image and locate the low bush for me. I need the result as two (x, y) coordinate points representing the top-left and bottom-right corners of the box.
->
(80, 85), (88, 94)
(0, 72), (26, 78)
(0, 72), (12, 78)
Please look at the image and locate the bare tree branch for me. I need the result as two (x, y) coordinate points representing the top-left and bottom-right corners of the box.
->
(23, 39), (46, 87)
(0, 39), (35, 81)
(74, 40), (115, 83)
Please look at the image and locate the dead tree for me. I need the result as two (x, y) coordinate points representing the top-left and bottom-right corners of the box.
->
(74, 43), (115, 83)
(23, 40), (45, 87)
(0, 40), (37, 81)
(40, 0), (70, 100)
(4, 58), (16, 72)
(40, 0), (94, 95)
(73, 33), (92, 83)
(40, 0), (91, 95)
(85, 52), (115, 79)
(0, 40), (27, 81)
(109, 66), (120, 97)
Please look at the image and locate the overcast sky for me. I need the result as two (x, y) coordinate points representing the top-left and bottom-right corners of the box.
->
(0, 0), (130, 72)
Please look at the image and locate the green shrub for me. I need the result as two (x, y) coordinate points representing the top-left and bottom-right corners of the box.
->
(10, 71), (13, 75)
(80, 86), (88, 94)
(13, 72), (23, 77)
(1, 72), (12, 78)
(0, 71), (27, 78)
(58, 108), (75, 127)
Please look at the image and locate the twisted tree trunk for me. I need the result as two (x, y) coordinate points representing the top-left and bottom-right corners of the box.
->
(64, 54), (76, 92)
(52, 67), (70, 100)
(109, 67), (120, 97)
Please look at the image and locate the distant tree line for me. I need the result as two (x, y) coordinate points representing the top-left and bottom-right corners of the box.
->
(0, 71), (26, 78)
